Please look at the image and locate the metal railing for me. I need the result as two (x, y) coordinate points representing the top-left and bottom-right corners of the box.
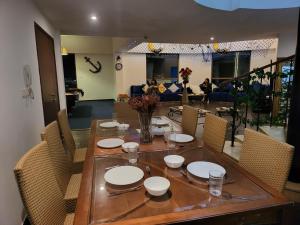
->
(226, 55), (295, 146)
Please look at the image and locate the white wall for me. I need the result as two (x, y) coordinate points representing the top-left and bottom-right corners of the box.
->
(76, 54), (115, 100)
(62, 35), (118, 100)
(250, 49), (278, 71)
(116, 53), (146, 95)
(277, 31), (298, 58)
(0, 1), (65, 224)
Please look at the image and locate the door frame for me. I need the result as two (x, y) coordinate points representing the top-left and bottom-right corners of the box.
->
(34, 22), (60, 125)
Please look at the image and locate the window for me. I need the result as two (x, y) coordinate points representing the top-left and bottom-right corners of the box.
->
(212, 51), (251, 85)
(146, 54), (179, 83)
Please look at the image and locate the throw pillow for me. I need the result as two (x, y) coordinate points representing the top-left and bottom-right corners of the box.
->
(158, 83), (167, 93)
(168, 83), (179, 93)
(212, 83), (218, 90)
(142, 84), (149, 93)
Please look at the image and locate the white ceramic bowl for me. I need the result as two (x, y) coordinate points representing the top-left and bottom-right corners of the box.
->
(164, 155), (185, 168)
(121, 142), (139, 152)
(144, 176), (170, 196)
(152, 127), (165, 136)
(118, 123), (130, 130)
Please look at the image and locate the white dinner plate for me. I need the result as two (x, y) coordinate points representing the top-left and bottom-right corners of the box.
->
(187, 161), (226, 179)
(104, 166), (144, 185)
(97, 138), (124, 148)
(99, 121), (119, 128)
(152, 118), (169, 126)
(168, 133), (194, 143)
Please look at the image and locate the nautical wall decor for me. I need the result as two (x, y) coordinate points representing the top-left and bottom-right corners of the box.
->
(84, 56), (102, 73)
(115, 55), (123, 71)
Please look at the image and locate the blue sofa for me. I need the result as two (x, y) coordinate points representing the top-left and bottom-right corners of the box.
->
(130, 83), (183, 101)
(208, 82), (270, 102)
(208, 83), (236, 102)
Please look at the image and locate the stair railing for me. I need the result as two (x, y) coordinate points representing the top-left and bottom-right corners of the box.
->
(222, 54), (295, 147)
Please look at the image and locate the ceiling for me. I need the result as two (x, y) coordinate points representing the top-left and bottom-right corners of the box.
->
(33, 0), (299, 43)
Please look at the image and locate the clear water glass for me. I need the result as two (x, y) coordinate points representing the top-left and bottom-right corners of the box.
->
(209, 170), (224, 197)
(117, 121), (126, 139)
(128, 146), (138, 164)
(164, 132), (176, 150)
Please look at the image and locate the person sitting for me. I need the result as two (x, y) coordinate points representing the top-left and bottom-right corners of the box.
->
(200, 78), (212, 103)
(146, 78), (159, 95)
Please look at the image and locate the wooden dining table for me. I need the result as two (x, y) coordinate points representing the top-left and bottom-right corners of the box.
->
(74, 115), (292, 225)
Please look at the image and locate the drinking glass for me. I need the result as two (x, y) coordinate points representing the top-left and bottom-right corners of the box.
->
(128, 146), (138, 164)
(117, 120), (126, 139)
(164, 132), (176, 150)
(209, 170), (224, 197)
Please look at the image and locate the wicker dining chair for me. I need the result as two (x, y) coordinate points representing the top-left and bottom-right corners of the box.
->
(202, 113), (228, 152)
(14, 142), (74, 225)
(181, 105), (198, 136)
(239, 128), (294, 192)
(57, 109), (87, 171)
(43, 121), (82, 213)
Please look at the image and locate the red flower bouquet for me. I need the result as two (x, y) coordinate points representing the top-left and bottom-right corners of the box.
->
(179, 67), (192, 84)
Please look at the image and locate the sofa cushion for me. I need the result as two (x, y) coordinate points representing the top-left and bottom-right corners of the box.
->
(142, 84), (149, 93)
(158, 83), (167, 93)
(168, 83), (179, 93)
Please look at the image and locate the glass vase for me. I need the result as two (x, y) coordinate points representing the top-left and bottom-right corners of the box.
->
(138, 111), (153, 143)
(182, 83), (189, 105)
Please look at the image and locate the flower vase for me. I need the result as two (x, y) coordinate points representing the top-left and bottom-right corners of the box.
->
(182, 83), (189, 105)
(138, 112), (153, 143)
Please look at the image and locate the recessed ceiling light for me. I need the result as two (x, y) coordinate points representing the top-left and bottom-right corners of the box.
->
(90, 15), (97, 21)
(210, 37), (215, 41)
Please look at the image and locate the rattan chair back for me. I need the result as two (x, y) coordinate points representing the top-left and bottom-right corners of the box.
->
(14, 142), (67, 225)
(43, 121), (72, 194)
(181, 105), (198, 136)
(239, 128), (294, 192)
(202, 113), (228, 152)
(57, 109), (76, 158)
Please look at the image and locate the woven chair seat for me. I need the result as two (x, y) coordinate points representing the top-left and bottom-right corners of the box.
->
(72, 148), (86, 173)
(64, 213), (74, 225)
(64, 173), (82, 213)
(73, 148), (87, 163)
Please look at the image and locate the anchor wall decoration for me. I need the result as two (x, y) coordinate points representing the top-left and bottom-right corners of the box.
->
(84, 56), (102, 73)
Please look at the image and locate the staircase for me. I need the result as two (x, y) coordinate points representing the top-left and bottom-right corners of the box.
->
(258, 126), (286, 142)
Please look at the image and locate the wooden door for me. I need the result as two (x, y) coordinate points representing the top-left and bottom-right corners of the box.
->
(35, 23), (60, 125)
